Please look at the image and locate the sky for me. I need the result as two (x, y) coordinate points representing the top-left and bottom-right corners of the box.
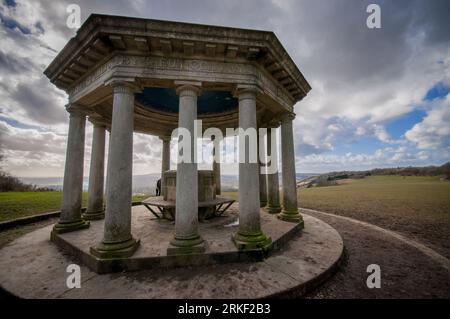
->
(0, 0), (449, 177)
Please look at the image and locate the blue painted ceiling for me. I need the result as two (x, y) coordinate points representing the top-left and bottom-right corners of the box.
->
(135, 87), (238, 115)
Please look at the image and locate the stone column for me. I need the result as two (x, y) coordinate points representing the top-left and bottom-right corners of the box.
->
(212, 135), (221, 195)
(279, 114), (303, 225)
(83, 122), (106, 220)
(51, 106), (89, 238)
(160, 136), (171, 197)
(258, 130), (268, 207)
(104, 129), (111, 208)
(168, 83), (204, 255)
(91, 82), (140, 259)
(233, 87), (271, 251)
(266, 125), (281, 213)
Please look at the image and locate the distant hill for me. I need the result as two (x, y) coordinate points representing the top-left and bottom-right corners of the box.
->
(18, 162), (449, 194)
(297, 162), (450, 189)
(19, 172), (319, 194)
(325, 162), (450, 179)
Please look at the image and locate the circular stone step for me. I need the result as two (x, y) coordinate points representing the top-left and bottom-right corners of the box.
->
(0, 214), (343, 298)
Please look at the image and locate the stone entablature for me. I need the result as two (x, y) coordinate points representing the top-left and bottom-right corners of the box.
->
(69, 54), (295, 112)
(45, 14), (310, 103)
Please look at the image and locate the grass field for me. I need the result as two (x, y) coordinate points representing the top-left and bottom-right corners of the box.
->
(224, 176), (450, 258)
(297, 176), (450, 257)
(0, 192), (148, 222)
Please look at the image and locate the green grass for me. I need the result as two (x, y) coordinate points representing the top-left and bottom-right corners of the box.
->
(222, 191), (238, 201)
(0, 192), (148, 222)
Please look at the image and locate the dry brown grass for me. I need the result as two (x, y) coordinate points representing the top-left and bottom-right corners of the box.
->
(298, 175), (450, 258)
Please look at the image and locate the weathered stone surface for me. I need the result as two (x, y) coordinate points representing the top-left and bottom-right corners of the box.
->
(279, 114), (302, 223)
(90, 83), (140, 258)
(234, 88), (272, 250)
(168, 84), (204, 254)
(160, 136), (171, 197)
(266, 126), (281, 213)
(44, 15), (311, 137)
(52, 110), (89, 236)
(0, 207), (343, 298)
(83, 123), (106, 220)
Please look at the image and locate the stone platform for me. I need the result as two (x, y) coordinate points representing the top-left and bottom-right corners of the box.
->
(52, 205), (302, 273)
(0, 205), (344, 298)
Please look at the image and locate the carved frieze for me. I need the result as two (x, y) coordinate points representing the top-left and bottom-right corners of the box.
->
(69, 55), (294, 110)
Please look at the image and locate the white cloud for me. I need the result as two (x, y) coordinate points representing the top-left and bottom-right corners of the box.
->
(296, 146), (445, 173)
(405, 94), (450, 149)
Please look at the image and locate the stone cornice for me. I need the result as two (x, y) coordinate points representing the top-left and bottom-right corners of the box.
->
(44, 14), (311, 102)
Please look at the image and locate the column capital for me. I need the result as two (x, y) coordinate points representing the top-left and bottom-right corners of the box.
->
(65, 103), (89, 116)
(175, 81), (202, 96)
(105, 77), (142, 94)
(267, 119), (281, 128)
(279, 112), (296, 123)
(88, 118), (106, 128)
(233, 84), (260, 99)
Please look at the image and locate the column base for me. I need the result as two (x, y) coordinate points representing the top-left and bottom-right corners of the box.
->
(260, 200), (268, 208)
(266, 204), (282, 214)
(278, 209), (305, 226)
(232, 230), (272, 252)
(167, 234), (205, 255)
(51, 219), (90, 239)
(82, 209), (105, 220)
(90, 237), (140, 259)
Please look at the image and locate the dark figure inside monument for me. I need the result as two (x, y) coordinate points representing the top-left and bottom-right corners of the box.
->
(156, 178), (161, 196)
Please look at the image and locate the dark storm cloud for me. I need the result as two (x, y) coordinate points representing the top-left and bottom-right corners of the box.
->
(412, 0), (450, 46)
(276, 0), (446, 83)
(10, 77), (67, 125)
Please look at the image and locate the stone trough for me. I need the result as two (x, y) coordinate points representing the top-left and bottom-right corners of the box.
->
(143, 170), (235, 221)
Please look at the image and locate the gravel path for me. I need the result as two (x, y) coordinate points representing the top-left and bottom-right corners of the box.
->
(0, 218), (58, 249)
(302, 209), (450, 298)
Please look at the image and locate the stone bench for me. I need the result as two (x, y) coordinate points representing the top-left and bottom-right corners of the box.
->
(142, 196), (235, 221)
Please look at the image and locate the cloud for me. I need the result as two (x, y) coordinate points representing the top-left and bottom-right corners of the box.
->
(0, 120), (67, 176)
(9, 78), (68, 125)
(0, 49), (36, 74)
(0, 120), (66, 153)
(296, 146), (446, 173)
(405, 94), (450, 149)
(287, 0), (450, 158)
(1, 0), (450, 177)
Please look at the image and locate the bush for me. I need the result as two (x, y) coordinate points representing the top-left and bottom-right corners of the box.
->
(0, 171), (52, 192)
